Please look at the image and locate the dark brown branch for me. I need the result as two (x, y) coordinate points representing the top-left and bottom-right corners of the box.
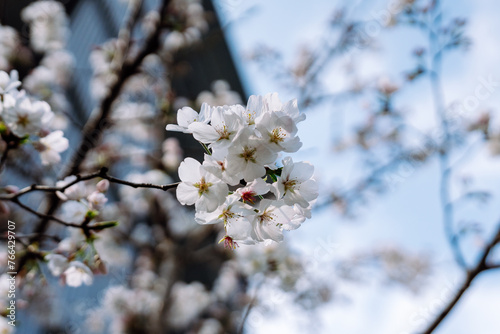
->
(421, 224), (500, 334)
(30, 0), (171, 243)
(63, 0), (169, 177)
(0, 167), (179, 201)
(11, 197), (129, 233)
(11, 198), (81, 228)
(0, 233), (60, 242)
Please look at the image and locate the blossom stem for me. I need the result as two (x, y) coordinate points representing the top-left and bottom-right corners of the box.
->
(200, 142), (212, 155)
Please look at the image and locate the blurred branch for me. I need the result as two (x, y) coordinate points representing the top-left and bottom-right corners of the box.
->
(116, 0), (144, 67)
(316, 144), (437, 213)
(422, 223), (500, 334)
(238, 277), (266, 334)
(0, 232), (60, 242)
(428, 0), (467, 269)
(10, 198), (83, 228)
(17, 0), (172, 273)
(64, 0), (169, 177)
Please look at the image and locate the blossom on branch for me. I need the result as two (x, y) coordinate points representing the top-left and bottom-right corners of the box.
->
(166, 93), (318, 247)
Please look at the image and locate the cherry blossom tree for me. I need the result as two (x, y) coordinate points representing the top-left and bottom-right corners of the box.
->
(0, 1), (325, 333)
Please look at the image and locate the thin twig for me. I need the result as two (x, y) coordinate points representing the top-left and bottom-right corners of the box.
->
(421, 224), (500, 334)
(428, 0), (467, 269)
(0, 233), (61, 242)
(10, 197), (129, 232)
(0, 167), (179, 201)
(238, 277), (266, 334)
(11, 198), (81, 228)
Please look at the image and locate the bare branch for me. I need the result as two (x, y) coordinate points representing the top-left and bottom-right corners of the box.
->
(486, 263), (500, 270)
(428, 0), (467, 270)
(0, 167), (179, 201)
(238, 277), (266, 334)
(10, 198), (81, 228)
(30, 0), (172, 244)
(422, 224), (500, 334)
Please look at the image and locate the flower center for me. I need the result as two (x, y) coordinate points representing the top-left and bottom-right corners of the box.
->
(217, 160), (226, 171)
(240, 190), (256, 204)
(284, 179), (298, 193)
(219, 235), (238, 250)
(194, 177), (212, 196)
(246, 110), (256, 125)
(17, 115), (30, 127)
(215, 123), (231, 140)
(270, 127), (286, 144)
(259, 210), (277, 225)
(240, 147), (257, 163)
(219, 207), (240, 224)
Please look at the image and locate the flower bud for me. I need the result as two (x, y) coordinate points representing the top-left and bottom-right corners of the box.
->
(0, 201), (10, 215)
(96, 179), (109, 193)
(4, 185), (19, 194)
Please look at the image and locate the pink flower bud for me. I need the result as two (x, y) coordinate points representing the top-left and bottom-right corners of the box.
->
(4, 185), (19, 194)
(0, 201), (9, 215)
(96, 179), (109, 193)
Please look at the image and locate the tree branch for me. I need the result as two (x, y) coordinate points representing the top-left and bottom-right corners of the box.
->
(238, 277), (266, 334)
(421, 224), (500, 334)
(485, 263), (500, 270)
(0, 167), (179, 201)
(428, 0), (467, 270)
(11, 198), (82, 228)
(29, 0), (172, 245)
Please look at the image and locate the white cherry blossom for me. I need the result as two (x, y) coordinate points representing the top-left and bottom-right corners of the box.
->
(234, 177), (270, 204)
(272, 156), (318, 208)
(255, 111), (302, 153)
(188, 105), (243, 149)
(176, 157), (228, 212)
(0, 70), (20, 95)
(45, 253), (69, 276)
(166, 93), (316, 246)
(36, 130), (69, 165)
(166, 103), (211, 133)
(56, 175), (88, 201)
(87, 191), (108, 210)
(240, 94), (265, 126)
(3, 95), (53, 136)
(63, 261), (93, 287)
(251, 199), (304, 244)
(202, 151), (241, 186)
(195, 195), (253, 225)
(59, 200), (88, 223)
(226, 136), (277, 182)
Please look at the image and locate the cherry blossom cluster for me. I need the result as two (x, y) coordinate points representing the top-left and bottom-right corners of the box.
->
(0, 70), (69, 165)
(41, 178), (112, 288)
(57, 177), (110, 225)
(166, 93), (318, 247)
(0, 25), (21, 71)
(21, 0), (69, 53)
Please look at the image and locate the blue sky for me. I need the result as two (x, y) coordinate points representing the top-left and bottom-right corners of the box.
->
(216, 0), (500, 333)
